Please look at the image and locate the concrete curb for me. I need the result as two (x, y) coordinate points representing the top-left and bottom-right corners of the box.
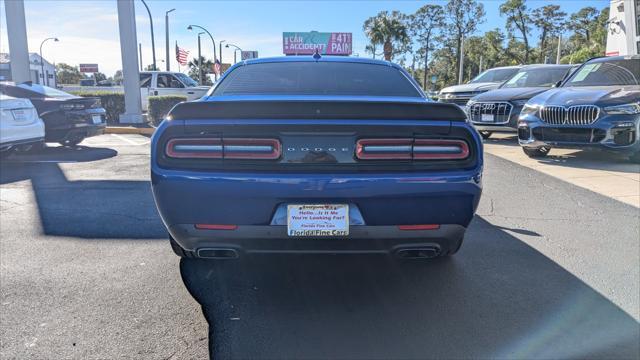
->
(105, 126), (155, 135)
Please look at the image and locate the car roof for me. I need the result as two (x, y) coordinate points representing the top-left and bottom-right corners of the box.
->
(241, 55), (399, 68)
(519, 64), (574, 70)
(587, 55), (640, 63)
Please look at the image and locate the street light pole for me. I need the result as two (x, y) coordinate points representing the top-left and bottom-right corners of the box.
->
(225, 43), (243, 64)
(187, 24), (217, 80)
(219, 40), (226, 67)
(39, 37), (58, 86)
(165, 8), (175, 71)
(197, 32), (204, 85)
(140, 0), (156, 70)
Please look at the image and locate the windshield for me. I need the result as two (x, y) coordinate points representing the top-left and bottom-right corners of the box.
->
(501, 67), (570, 88)
(174, 73), (198, 87)
(563, 59), (640, 86)
(212, 62), (422, 97)
(470, 68), (519, 83)
(17, 84), (75, 98)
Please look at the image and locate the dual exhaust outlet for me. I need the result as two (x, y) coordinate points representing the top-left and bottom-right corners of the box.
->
(196, 247), (441, 259)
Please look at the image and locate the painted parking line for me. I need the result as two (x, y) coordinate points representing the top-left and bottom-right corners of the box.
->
(484, 134), (640, 208)
(110, 133), (150, 146)
(81, 134), (150, 147)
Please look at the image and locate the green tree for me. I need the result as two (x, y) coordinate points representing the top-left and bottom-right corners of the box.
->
(113, 70), (123, 85)
(499, 0), (532, 63)
(363, 16), (385, 59)
(409, 4), (445, 90)
(531, 5), (566, 62)
(567, 7), (599, 43)
(92, 72), (107, 83)
(55, 63), (83, 84)
(445, 0), (486, 84)
(188, 56), (214, 86)
(362, 11), (410, 61)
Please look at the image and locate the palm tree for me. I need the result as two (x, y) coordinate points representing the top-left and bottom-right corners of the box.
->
(363, 11), (409, 61)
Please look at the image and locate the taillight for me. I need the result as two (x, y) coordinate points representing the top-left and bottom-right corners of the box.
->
(356, 138), (469, 161)
(356, 139), (413, 160)
(413, 139), (469, 160)
(166, 138), (281, 160)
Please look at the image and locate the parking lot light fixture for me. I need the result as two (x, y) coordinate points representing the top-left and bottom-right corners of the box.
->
(39, 37), (58, 86)
(226, 43), (243, 64)
(187, 24), (217, 80)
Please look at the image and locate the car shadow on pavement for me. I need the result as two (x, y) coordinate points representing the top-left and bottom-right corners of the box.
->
(0, 146), (166, 239)
(180, 216), (639, 360)
(485, 134), (638, 173)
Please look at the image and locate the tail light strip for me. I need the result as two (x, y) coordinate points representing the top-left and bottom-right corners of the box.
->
(166, 138), (281, 160)
(357, 138), (469, 160)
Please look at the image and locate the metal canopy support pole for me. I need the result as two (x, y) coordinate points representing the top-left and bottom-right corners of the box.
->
(5, 0), (31, 84)
(117, 0), (143, 124)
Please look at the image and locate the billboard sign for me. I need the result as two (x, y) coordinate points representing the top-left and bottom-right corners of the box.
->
(79, 64), (99, 73)
(283, 32), (352, 55)
(241, 51), (259, 60)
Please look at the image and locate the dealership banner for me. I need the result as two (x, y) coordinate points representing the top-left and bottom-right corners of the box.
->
(283, 32), (352, 55)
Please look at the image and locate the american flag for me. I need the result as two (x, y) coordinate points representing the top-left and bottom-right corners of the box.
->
(175, 42), (189, 66)
(213, 59), (221, 75)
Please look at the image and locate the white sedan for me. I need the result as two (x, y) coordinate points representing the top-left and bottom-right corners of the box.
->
(0, 94), (45, 158)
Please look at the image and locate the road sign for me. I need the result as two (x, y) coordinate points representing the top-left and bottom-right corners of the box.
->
(241, 51), (258, 60)
(79, 64), (99, 73)
(283, 31), (352, 55)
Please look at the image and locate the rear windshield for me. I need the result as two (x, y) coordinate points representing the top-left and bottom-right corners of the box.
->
(212, 62), (422, 97)
(563, 59), (639, 87)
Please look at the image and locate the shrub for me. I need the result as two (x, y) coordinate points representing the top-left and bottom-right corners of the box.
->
(148, 96), (187, 126)
(70, 91), (125, 124)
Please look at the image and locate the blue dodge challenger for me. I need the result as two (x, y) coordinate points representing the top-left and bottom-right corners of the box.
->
(151, 56), (484, 260)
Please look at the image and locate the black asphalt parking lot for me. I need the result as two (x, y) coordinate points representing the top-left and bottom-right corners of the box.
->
(1, 134), (638, 359)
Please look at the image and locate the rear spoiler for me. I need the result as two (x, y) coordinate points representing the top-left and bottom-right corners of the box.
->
(168, 100), (467, 122)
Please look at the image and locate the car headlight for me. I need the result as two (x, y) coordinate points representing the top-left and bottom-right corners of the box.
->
(520, 103), (540, 117)
(604, 102), (640, 115)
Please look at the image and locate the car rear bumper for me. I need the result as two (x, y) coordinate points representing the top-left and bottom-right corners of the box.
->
(169, 223), (466, 257)
(45, 124), (105, 142)
(0, 121), (45, 146)
(152, 168), (482, 255)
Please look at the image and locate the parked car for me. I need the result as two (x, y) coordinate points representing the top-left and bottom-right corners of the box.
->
(438, 66), (522, 106)
(79, 79), (95, 86)
(151, 56), (483, 260)
(467, 64), (577, 139)
(139, 71), (209, 111)
(0, 82), (106, 146)
(0, 94), (45, 158)
(518, 55), (640, 162)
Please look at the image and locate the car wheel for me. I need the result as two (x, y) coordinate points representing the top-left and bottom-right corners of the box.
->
(629, 152), (640, 164)
(479, 131), (492, 140)
(169, 234), (193, 258)
(59, 136), (85, 147)
(522, 146), (550, 158)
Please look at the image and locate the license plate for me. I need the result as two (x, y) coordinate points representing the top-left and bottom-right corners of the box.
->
(287, 204), (349, 237)
(12, 109), (28, 121)
(92, 115), (102, 124)
(481, 114), (494, 122)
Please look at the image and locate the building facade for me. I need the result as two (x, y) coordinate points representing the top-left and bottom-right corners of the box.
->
(606, 0), (640, 56)
(0, 52), (57, 87)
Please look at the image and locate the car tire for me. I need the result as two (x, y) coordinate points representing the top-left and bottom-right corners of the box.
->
(169, 234), (193, 258)
(522, 146), (550, 158)
(59, 136), (85, 147)
(479, 131), (492, 140)
(629, 152), (640, 164)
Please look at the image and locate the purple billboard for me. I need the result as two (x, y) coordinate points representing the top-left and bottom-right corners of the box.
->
(283, 32), (352, 55)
